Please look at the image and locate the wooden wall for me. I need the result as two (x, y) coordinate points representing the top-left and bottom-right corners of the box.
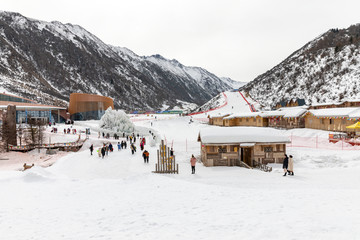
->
(201, 143), (287, 167)
(304, 114), (358, 132)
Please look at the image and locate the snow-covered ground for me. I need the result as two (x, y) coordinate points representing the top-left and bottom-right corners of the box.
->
(192, 91), (260, 119)
(1, 115), (360, 240)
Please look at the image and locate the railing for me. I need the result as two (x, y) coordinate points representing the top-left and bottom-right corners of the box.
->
(252, 159), (272, 172)
(236, 159), (252, 169)
(9, 139), (86, 152)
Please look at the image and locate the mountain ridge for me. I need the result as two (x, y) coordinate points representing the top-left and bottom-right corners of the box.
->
(241, 24), (360, 109)
(0, 11), (239, 110)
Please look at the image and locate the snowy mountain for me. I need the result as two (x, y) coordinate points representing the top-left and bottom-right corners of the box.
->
(241, 24), (360, 108)
(0, 11), (234, 110)
(220, 77), (247, 89)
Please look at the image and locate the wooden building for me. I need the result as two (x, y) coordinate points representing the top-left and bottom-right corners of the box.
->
(223, 112), (268, 127)
(198, 127), (290, 168)
(208, 114), (230, 126)
(263, 107), (307, 129)
(304, 108), (360, 132)
(309, 100), (360, 110)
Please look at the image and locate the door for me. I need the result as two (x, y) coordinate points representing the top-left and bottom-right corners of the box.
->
(241, 147), (252, 166)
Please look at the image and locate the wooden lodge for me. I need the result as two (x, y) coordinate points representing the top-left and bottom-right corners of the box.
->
(198, 127), (290, 168)
(223, 112), (268, 127)
(310, 99), (360, 110)
(304, 108), (360, 132)
(263, 107), (307, 129)
(211, 107), (308, 129)
(208, 114), (230, 126)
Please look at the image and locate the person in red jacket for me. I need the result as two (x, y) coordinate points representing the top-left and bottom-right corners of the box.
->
(190, 154), (197, 174)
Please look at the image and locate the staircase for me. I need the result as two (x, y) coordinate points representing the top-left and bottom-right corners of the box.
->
(252, 159), (272, 172)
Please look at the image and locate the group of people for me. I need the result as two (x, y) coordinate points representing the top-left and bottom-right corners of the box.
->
(283, 154), (294, 176)
(117, 141), (127, 150)
(90, 133), (151, 162)
(63, 128), (76, 134)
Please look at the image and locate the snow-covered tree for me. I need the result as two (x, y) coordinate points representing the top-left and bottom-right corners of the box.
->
(99, 108), (135, 133)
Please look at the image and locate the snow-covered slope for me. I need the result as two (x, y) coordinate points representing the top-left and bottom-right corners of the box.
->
(190, 90), (260, 117)
(0, 11), (234, 110)
(242, 25), (360, 108)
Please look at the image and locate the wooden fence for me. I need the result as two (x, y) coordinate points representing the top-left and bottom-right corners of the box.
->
(153, 140), (178, 174)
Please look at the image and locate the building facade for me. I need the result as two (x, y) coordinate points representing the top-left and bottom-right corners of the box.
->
(68, 93), (114, 120)
(198, 127), (290, 167)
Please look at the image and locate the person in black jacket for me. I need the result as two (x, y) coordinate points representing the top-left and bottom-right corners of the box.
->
(101, 147), (106, 159)
(283, 154), (289, 176)
(90, 144), (94, 155)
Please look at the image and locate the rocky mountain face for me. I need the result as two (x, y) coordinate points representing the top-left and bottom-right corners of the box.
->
(241, 24), (360, 109)
(0, 11), (236, 110)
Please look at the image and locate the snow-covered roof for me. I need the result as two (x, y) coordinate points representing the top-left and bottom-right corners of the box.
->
(261, 110), (285, 117)
(282, 108), (308, 118)
(223, 112), (261, 119)
(209, 113), (231, 118)
(348, 108), (360, 118)
(199, 127), (290, 144)
(308, 107), (360, 117)
(311, 102), (343, 107)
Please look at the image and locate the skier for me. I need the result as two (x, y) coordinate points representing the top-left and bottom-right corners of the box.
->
(117, 142), (121, 151)
(190, 154), (197, 174)
(90, 144), (94, 155)
(283, 154), (289, 176)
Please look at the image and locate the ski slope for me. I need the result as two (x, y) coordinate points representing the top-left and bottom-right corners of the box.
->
(190, 90), (260, 118)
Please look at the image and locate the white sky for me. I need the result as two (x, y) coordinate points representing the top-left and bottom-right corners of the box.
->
(2, 0), (360, 82)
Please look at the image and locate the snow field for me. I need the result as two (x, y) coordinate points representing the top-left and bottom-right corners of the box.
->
(0, 115), (360, 239)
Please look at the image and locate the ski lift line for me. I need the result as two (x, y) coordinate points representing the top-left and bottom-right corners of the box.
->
(238, 91), (255, 112)
(188, 92), (228, 116)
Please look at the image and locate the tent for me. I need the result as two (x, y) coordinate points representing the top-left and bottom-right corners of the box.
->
(346, 121), (360, 129)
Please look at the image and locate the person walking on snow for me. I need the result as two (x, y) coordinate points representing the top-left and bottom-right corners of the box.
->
(142, 150), (149, 163)
(117, 142), (121, 151)
(288, 155), (294, 175)
(190, 154), (197, 174)
(101, 147), (106, 159)
(89, 144), (94, 155)
(283, 154), (289, 176)
(130, 143), (136, 155)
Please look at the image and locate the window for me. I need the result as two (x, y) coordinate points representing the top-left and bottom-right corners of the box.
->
(218, 147), (227, 153)
(264, 147), (273, 152)
(320, 119), (324, 124)
(330, 119), (333, 125)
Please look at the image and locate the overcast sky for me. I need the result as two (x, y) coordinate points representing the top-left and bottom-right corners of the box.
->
(2, 0), (360, 82)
